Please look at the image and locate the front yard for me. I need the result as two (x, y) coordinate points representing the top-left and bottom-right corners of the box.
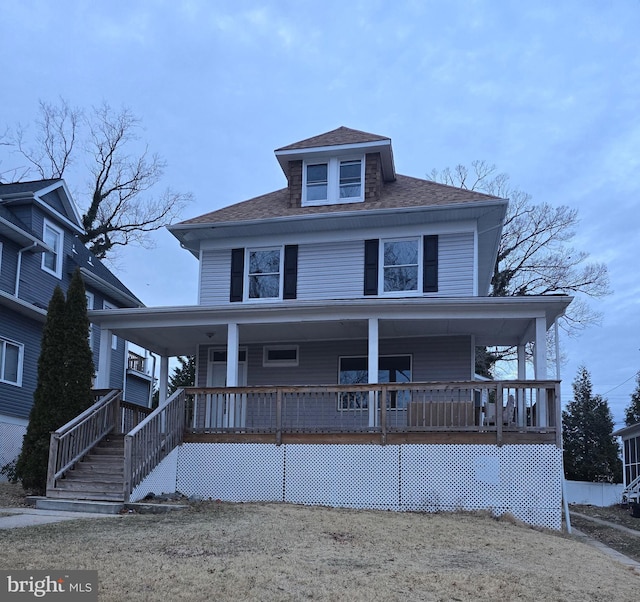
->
(1, 483), (639, 601)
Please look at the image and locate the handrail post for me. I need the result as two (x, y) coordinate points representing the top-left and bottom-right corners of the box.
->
(555, 383), (562, 448)
(114, 392), (122, 435)
(46, 433), (59, 495)
(496, 383), (503, 446)
(380, 386), (387, 445)
(123, 435), (133, 503)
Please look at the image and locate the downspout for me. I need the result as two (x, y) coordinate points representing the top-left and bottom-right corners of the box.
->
(15, 242), (40, 297)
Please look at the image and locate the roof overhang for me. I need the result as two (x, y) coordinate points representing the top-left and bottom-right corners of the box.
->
(78, 267), (144, 309)
(275, 138), (395, 182)
(0, 215), (49, 250)
(88, 295), (572, 358)
(613, 423), (640, 439)
(0, 290), (47, 321)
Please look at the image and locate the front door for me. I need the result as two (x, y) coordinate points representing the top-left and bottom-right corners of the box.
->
(206, 348), (247, 428)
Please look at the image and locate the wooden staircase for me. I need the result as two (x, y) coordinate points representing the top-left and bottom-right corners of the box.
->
(50, 434), (125, 502)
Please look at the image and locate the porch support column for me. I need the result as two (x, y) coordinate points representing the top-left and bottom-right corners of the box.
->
(159, 356), (169, 406)
(96, 328), (112, 389)
(368, 318), (379, 428)
(534, 316), (548, 427)
(227, 323), (239, 427)
(516, 345), (526, 427)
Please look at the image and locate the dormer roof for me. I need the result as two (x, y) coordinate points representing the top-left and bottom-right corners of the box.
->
(275, 126), (396, 182)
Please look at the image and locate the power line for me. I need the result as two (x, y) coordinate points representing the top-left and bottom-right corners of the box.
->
(602, 371), (639, 397)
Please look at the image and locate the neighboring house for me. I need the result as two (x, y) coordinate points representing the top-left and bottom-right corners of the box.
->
(0, 179), (154, 473)
(613, 423), (640, 505)
(75, 128), (571, 528)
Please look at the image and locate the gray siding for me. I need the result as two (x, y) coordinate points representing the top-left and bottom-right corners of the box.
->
(198, 335), (472, 388)
(197, 231), (475, 305)
(0, 238), (19, 295)
(297, 240), (363, 300)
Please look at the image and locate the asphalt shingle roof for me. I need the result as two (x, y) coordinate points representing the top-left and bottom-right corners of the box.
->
(0, 179), (61, 196)
(178, 174), (504, 226)
(276, 126), (390, 151)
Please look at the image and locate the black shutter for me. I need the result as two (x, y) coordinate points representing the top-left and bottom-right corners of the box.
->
(230, 248), (244, 302)
(423, 235), (438, 293)
(283, 245), (298, 300)
(364, 239), (379, 296)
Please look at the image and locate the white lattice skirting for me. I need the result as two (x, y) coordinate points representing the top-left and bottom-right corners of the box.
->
(132, 443), (563, 530)
(0, 421), (27, 481)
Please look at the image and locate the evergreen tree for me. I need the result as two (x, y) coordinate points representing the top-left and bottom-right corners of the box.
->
(562, 366), (622, 483)
(624, 372), (640, 427)
(14, 287), (67, 493)
(64, 269), (95, 417)
(14, 270), (94, 493)
(168, 356), (196, 395)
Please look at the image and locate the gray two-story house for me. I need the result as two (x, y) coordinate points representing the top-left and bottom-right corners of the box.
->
(61, 128), (571, 528)
(0, 179), (154, 473)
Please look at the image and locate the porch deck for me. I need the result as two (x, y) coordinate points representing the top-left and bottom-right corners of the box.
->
(183, 380), (561, 447)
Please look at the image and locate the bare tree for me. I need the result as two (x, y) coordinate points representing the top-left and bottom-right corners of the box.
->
(3, 99), (191, 258)
(429, 161), (610, 373)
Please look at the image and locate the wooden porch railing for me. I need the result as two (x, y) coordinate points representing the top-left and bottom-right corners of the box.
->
(183, 380), (562, 446)
(123, 389), (186, 502)
(46, 389), (122, 496)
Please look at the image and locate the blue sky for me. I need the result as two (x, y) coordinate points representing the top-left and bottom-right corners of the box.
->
(2, 0), (639, 425)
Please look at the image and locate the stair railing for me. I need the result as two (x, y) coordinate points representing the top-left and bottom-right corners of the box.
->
(123, 388), (186, 502)
(623, 474), (640, 503)
(46, 389), (122, 496)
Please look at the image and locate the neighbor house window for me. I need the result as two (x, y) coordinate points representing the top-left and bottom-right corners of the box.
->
(303, 157), (363, 206)
(338, 355), (412, 410)
(42, 220), (64, 278)
(248, 248), (281, 299)
(625, 436), (640, 486)
(263, 345), (299, 367)
(0, 337), (23, 386)
(383, 238), (419, 293)
(86, 292), (94, 349)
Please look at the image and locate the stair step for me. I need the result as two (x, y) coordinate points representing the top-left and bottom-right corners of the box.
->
(37, 498), (124, 514)
(75, 464), (123, 474)
(91, 447), (124, 455)
(64, 473), (123, 484)
(47, 490), (125, 502)
(55, 480), (124, 493)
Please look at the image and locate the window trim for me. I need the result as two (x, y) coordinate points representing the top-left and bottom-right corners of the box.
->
(41, 219), (64, 278)
(244, 247), (284, 302)
(263, 345), (299, 367)
(302, 155), (364, 206)
(103, 302), (118, 349)
(380, 237), (421, 296)
(0, 336), (24, 387)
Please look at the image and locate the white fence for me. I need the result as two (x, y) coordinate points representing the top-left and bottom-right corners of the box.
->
(564, 480), (624, 507)
(0, 418), (27, 481)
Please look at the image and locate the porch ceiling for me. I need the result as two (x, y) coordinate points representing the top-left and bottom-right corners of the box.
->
(88, 296), (572, 358)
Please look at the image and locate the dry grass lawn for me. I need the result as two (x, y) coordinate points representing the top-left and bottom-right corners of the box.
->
(1, 483), (639, 601)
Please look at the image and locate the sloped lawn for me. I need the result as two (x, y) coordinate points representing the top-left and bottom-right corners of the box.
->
(1, 492), (639, 601)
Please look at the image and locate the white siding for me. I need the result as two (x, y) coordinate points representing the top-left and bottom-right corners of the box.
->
(297, 240), (363, 300)
(199, 249), (230, 305)
(438, 232), (475, 296)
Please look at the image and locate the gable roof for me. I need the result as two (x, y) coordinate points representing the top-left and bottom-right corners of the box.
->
(0, 179), (83, 233)
(275, 126), (390, 151)
(175, 174), (504, 227)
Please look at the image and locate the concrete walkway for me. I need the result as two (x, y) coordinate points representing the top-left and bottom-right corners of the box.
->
(0, 507), (122, 529)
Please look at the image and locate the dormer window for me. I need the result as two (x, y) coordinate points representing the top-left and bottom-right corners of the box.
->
(302, 157), (364, 206)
